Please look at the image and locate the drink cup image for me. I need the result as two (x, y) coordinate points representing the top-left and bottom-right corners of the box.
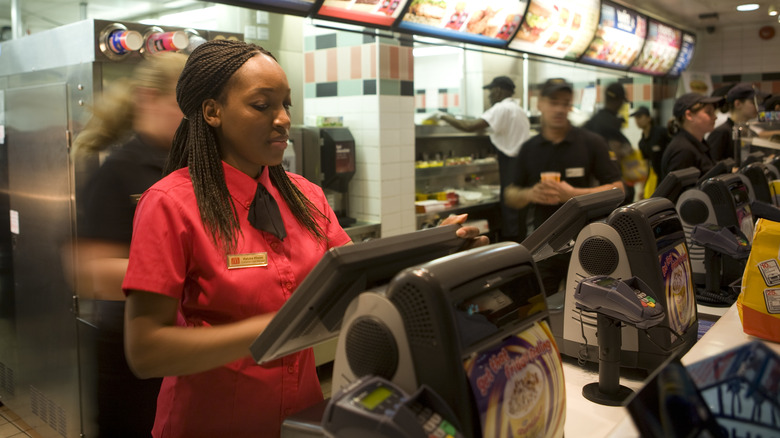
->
(503, 363), (547, 437)
(540, 171), (560, 182)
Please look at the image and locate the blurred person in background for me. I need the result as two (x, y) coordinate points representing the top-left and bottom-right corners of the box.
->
(437, 76), (530, 241)
(631, 106), (670, 198)
(71, 51), (187, 437)
(583, 82), (642, 204)
(660, 93), (724, 181)
(505, 78), (623, 296)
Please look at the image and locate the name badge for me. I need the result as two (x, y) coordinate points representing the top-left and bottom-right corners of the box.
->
(227, 252), (268, 269)
(565, 167), (585, 178)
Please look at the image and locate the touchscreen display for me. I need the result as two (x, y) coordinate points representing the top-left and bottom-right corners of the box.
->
(659, 243), (696, 340)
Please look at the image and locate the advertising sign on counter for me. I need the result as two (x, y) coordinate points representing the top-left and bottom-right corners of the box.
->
(397, 0), (529, 47)
(580, 1), (646, 70)
(464, 320), (565, 437)
(316, 0), (410, 27)
(667, 32), (696, 77)
(630, 19), (682, 76)
(507, 0), (600, 60)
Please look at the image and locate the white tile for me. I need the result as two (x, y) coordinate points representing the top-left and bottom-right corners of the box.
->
(381, 162), (401, 180)
(381, 179), (400, 197)
(380, 145), (401, 164)
(382, 195), (402, 215)
(337, 47), (351, 82)
(367, 197), (381, 215)
(361, 128), (381, 148)
(314, 50), (329, 83)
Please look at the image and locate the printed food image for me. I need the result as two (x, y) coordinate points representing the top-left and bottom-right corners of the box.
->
(404, 0), (448, 25)
(466, 7), (498, 36)
(571, 12), (581, 30)
(544, 31), (559, 47)
(557, 34), (573, 51)
(557, 7), (569, 26)
(515, 1), (552, 43)
(505, 364), (543, 417)
(355, 0), (380, 4)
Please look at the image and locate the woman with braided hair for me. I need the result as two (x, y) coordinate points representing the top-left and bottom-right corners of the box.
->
(122, 40), (485, 437)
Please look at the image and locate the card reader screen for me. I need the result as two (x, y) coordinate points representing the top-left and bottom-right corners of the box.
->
(359, 386), (393, 411)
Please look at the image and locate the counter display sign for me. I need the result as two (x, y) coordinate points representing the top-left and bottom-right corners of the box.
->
(396, 0), (528, 47)
(630, 19), (682, 76)
(507, 0), (600, 60)
(464, 321), (565, 437)
(580, 1), (646, 70)
(316, 0), (410, 27)
(667, 32), (696, 77)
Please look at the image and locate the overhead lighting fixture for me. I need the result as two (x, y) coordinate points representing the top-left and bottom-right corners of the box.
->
(770, 6), (778, 16)
(737, 3), (760, 11)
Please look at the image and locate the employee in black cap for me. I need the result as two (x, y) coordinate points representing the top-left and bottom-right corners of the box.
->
(583, 82), (639, 204)
(505, 78), (623, 296)
(708, 83), (761, 162)
(437, 75), (530, 241)
(660, 92), (724, 180)
(631, 106), (670, 197)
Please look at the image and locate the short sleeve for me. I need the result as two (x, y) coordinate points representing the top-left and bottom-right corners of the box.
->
(589, 134), (623, 184)
(122, 188), (191, 299)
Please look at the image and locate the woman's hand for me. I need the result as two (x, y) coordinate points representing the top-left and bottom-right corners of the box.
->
(440, 213), (490, 249)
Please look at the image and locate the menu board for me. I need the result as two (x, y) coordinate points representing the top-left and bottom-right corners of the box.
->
(667, 32), (696, 77)
(396, 0), (529, 47)
(507, 0), (600, 60)
(208, 0), (318, 16)
(630, 19), (682, 76)
(316, 0), (410, 27)
(580, 1), (646, 70)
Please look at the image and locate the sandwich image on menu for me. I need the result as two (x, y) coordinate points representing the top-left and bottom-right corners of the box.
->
(509, 0), (600, 60)
(515, 1), (552, 43)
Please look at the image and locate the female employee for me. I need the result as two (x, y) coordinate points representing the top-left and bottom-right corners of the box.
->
(660, 92), (724, 181)
(122, 40), (485, 438)
(708, 83), (760, 161)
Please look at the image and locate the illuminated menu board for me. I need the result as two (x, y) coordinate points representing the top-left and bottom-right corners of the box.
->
(396, 0), (528, 47)
(630, 19), (682, 76)
(667, 32), (696, 77)
(208, 0), (317, 16)
(316, 0), (410, 27)
(580, 1), (646, 70)
(507, 0), (600, 60)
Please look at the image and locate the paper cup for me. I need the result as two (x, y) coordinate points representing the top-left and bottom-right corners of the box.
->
(540, 171), (560, 182)
(504, 363), (547, 437)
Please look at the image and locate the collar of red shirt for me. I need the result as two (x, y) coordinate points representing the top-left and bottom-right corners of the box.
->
(221, 162), (275, 212)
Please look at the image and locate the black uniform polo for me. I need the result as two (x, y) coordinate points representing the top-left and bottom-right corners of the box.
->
(514, 125), (622, 228)
(708, 118), (735, 162)
(79, 134), (169, 243)
(638, 122), (671, 176)
(660, 129), (716, 181)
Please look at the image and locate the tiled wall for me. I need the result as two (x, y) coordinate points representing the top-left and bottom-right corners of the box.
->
(303, 28), (416, 237)
(691, 24), (780, 76)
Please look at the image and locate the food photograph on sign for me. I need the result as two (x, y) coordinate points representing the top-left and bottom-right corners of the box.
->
(581, 1), (646, 69)
(317, 0), (409, 26)
(399, 0), (528, 45)
(507, 0), (599, 60)
(630, 19), (682, 76)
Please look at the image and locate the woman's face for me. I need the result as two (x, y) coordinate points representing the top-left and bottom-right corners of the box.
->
(685, 103), (716, 137)
(206, 53), (291, 178)
(736, 98), (758, 121)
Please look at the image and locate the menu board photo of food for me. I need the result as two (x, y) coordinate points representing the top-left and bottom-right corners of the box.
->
(397, 0), (529, 46)
(580, 1), (646, 70)
(667, 32), (696, 77)
(316, 0), (411, 27)
(630, 19), (682, 76)
(507, 0), (600, 60)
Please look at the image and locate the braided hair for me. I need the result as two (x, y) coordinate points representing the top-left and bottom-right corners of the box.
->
(165, 40), (328, 253)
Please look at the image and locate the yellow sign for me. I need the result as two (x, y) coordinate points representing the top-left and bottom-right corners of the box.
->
(227, 252), (268, 269)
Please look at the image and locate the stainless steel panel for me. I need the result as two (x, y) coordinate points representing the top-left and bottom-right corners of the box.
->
(6, 83), (80, 437)
(0, 20), (97, 76)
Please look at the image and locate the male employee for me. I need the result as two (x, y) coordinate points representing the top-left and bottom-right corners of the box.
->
(631, 106), (670, 197)
(437, 76), (530, 241)
(583, 82), (637, 204)
(505, 78), (623, 296)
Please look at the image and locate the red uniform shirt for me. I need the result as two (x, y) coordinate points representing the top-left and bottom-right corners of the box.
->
(123, 162), (351, 438)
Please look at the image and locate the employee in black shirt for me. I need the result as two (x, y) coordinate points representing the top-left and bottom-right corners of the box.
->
(660, 93), (724, 181)
(708, 83), (760, 162)
(505, 78), (623, 296)
(631, 106), (670, 197)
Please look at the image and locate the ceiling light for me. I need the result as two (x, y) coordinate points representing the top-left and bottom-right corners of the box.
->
(771, 6), (779, 16)
(737, 3), (760, 11)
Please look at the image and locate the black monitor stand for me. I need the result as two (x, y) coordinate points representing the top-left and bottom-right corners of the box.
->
(581, 313), (635, 406)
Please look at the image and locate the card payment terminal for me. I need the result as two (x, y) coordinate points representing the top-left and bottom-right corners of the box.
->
(323, 375), (463, 438)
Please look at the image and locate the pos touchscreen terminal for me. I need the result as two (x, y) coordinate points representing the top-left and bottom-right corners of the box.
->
(331, 242), (566, 438)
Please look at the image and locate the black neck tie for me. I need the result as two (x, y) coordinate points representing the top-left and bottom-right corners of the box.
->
(248, 183), (287, 241)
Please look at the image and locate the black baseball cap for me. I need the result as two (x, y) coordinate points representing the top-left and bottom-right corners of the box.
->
(673, 92), (724, 118)
(763, 94), (780, 111)
(540, 78), (573, 97)
(606, 82), (628, 102)
(630, 106), (650, 117)
(483, 76), (515, 92)
(726, 82), (763, 103)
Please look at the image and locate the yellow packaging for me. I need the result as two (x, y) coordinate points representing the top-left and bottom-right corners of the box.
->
(738, 218), (780, 342)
